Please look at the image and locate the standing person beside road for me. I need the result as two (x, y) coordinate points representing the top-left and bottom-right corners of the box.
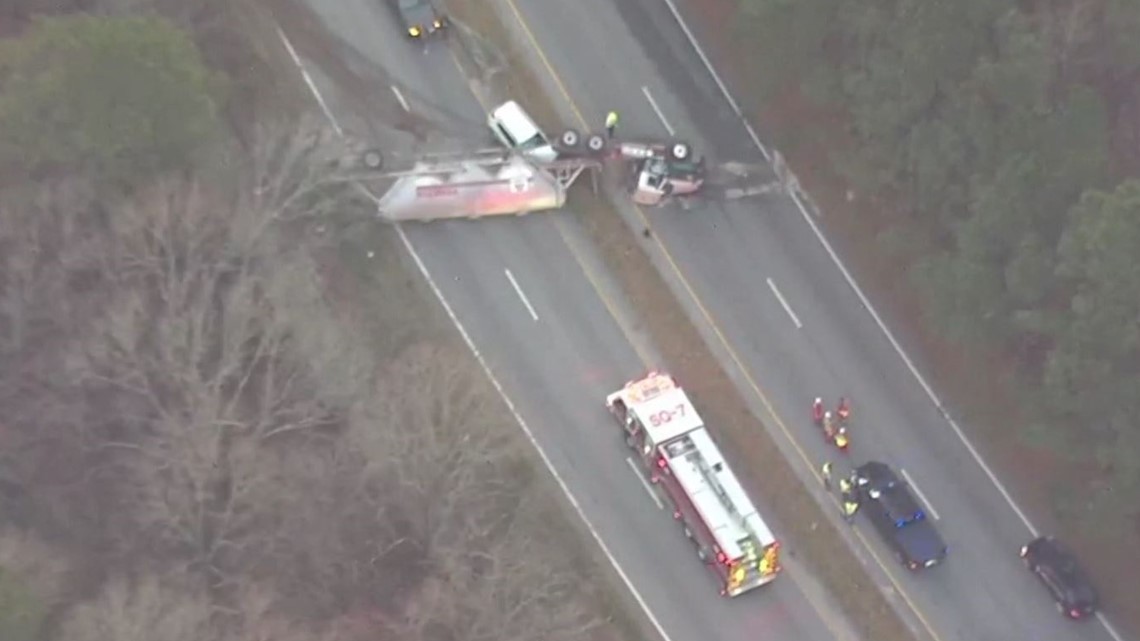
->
(820, 461), (834, 491)
(605, 110), (619, 139)
(838, 475), (860, 523)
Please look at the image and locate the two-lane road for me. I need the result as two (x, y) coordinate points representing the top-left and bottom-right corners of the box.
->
(493, 1), (1125, 641)
(282, 2), (856, 641)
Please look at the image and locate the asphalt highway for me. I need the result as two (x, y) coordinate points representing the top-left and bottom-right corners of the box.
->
(285, 2), (858, 641)
(494, 1), (1126, 641)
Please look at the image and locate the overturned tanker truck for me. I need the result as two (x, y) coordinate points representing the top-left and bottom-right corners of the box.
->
(374, 148), (596, 222)
(372, 100), (779, 221)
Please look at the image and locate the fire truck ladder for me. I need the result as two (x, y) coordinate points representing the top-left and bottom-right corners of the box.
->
(690, 445), (737, 518)
(689, 442), (756, 541)
(689, 447), (763, 569)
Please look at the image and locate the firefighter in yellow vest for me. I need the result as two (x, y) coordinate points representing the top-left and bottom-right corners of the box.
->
(605, 110), (619, 139)
(839, 476), (860, 523)
(820, 461), (834, 491)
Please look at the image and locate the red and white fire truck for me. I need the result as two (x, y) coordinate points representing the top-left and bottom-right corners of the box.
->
(606, 371), (781, 596)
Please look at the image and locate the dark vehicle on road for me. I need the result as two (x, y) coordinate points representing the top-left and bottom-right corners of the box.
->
(854, 461), (947, 570)
(396, 0), (446, 38)
(1020, 536), (1099, 620)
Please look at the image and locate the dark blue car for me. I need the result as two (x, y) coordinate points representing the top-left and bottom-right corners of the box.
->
(855, 461), (948, 570)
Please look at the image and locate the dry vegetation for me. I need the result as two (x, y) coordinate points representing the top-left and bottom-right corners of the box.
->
(443, 1), (916, 640)
(0, 1), (628, 639)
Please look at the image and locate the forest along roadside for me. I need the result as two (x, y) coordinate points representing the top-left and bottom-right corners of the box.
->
(442, 1), (919, 641)
(668, 0), (1140, 636)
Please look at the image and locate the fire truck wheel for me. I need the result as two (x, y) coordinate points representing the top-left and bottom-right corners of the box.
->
(668, 142), (692, 161)
(697, 547), (709, 562)
(559, 128), (581, 149)
(682, 526), (694, 539)
(586, 134), (606, 153)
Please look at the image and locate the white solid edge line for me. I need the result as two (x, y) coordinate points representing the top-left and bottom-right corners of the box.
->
(641, 86), (676, 137)
(504, 268), (539, 321)
(391, 84), (411, 112)
(276, 28), (343, 137)
(1097, 613), (1126, 641)
(654, 0), (1056, 544)
(765, 277), (803, 329)
(627, 457), (664, 509)
(654, 0), (769, 160)
(275, 24), (677, 641)
(901, 468), (941, 521)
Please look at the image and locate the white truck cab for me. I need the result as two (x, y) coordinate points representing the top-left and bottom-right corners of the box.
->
(487, 100), (558, 162)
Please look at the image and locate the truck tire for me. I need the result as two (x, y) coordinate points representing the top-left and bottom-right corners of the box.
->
(559, 128), (581, 150)
(586, 133), (606, 153)
(361, 149), (384, 170)
(668, 142), (691, 161)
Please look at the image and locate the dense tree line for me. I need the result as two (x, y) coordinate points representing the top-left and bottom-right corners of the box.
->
(0, 12), (612, 641)
(737, 0), (1140, 526)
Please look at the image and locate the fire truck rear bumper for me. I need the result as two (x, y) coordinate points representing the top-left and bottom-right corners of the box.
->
(726, 573), (779, 597)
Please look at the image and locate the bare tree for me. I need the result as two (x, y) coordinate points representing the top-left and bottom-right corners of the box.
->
(82, 178), (351, 578)
(56, 574), (216, 641)
(387, 488), (605, 641)
(0, 528), (73, 607)
(4, 119), (356, 578)
(0, 176), (137, 546)
(349, 342), (527, 557)
(244, 341), (532, 622)
(244, 116), (370, 225)
(218, 580), (332, 641)
(1047, 0), (1099, 83)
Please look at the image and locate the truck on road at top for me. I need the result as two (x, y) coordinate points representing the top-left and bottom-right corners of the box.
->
(606, 371), (781, 596)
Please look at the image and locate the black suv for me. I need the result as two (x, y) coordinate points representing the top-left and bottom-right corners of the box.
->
(1020, 536), (1099, 619)
(854, 462), (947, 570)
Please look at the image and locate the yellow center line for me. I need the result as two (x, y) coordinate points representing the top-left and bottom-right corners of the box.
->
(495, 1), (945, 640)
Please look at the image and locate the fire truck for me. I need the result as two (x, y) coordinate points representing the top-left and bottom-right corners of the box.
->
(606, 371), (781, 596)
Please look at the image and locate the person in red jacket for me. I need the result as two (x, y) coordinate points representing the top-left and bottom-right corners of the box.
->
(836, 396), (851, 425)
